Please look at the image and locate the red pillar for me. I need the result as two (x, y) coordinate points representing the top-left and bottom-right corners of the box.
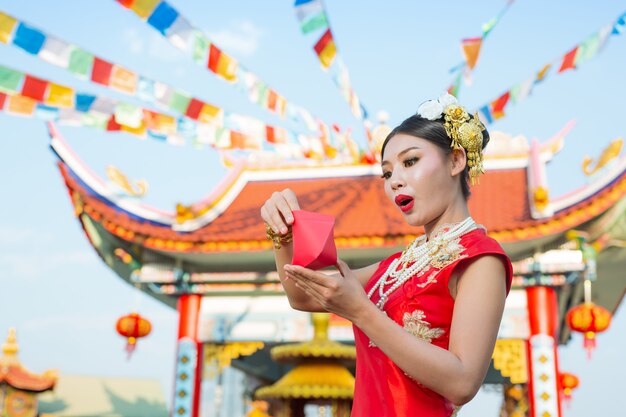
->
(172, 294), (202, 417)
(526, 286), (562, 417)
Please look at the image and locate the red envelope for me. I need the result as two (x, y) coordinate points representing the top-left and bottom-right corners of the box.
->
(291, 210), (338, 270)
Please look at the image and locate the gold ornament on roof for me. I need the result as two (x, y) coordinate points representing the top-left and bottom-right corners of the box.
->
(106, 165), (148, 197)
(582, 138), (623, 176)
(417, 93), (487, 185)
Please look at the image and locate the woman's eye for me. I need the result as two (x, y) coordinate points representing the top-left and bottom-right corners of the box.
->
(404, 157), (418, 167)
(381, 171), (391, 180)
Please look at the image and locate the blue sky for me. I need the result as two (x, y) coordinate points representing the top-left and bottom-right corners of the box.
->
(0, 1), (625, 415)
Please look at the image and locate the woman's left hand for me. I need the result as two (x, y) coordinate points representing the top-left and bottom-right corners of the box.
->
(283, 259), (371, 323)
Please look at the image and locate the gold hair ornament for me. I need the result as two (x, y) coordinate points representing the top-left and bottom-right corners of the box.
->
(417, 93), (487, 185)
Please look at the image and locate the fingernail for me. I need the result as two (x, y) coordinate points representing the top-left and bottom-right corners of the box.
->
(286, 216), (293, 223)
(280, 226), (288, 233)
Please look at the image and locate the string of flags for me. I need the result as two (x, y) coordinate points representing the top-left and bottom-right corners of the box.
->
(0, 64), (336, 158)
(114, 0), (322, 134)
(475, 10), (626, 125)
(447, 0), (516, 97)
(293, 0), (369, 121)
(0, 10), (325, 151)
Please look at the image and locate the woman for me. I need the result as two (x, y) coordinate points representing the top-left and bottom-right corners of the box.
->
(260, 93), (512, 417)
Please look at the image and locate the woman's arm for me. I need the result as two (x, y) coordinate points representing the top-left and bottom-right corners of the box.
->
(261, 188), (380, 312)
(353, 255), (506, 406)
(285, 254), (507, 406)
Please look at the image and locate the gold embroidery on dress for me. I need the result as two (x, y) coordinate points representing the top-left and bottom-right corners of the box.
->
(402, 310), (445, 342)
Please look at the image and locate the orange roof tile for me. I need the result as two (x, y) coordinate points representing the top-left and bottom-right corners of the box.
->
(60, 162), (626, 252)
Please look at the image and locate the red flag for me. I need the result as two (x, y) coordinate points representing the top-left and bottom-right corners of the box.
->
(491, 91), (510, 119)
(21, 75), (48, 101)
(558, 47), (579, 73)
(91, 57), (114, 85)
(208, 44), (221, 73)
(185, 98), (204, 120)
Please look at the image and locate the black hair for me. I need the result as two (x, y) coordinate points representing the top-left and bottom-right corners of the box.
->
(380, 113), (490, 199)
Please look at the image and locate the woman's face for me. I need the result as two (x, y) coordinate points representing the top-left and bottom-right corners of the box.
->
(381, 133), (462, 227)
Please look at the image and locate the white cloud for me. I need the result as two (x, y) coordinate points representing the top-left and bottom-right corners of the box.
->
(122, 28), (183, 63)
(208, 20), (263, 57)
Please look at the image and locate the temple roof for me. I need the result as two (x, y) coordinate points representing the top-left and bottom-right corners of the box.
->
(0, 328), (57, 393)
(49, 120), (626, 264)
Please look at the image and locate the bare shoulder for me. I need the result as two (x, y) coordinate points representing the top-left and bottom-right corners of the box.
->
(449, 254), (507, 299)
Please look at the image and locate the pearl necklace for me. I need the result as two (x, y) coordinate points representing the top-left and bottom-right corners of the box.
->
(367, 217), (478, 310)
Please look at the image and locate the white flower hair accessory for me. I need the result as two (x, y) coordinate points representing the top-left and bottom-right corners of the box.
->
(416, 92), (459, 120)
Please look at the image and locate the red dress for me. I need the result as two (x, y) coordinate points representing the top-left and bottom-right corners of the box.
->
(351, 228), (513, 417)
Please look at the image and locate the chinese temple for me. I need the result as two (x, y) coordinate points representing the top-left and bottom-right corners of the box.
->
(0, 328), (57, 417)
(49, 117), (626, 417)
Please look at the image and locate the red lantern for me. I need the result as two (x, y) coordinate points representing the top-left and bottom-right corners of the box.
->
(566, 302), (612, 358)
(559, 372), (579, 408)
(116, 312), (152, 358)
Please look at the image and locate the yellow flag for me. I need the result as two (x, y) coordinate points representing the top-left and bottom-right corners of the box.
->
(0, 13), (17, 44)
(217, 52), (238, 82)
(318, 40), (336, 69)
(130, 0), (160, 19)
(46, 83), (74, 108)
(198, 103), (223, 124)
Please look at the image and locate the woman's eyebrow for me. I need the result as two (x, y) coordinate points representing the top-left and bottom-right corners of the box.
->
(381, 146), (421, 166)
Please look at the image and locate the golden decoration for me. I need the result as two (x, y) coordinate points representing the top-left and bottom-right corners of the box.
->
(402, 310), (445, 343)
(272, 314), (356, 362)
(492, 339), (528, 384)
(533, 186), (549, 211)
(106, 165), (148, 197)
(443, 105), (486, 185)
(203, 342), (264, 378)
(582, 138), (623, 176)
(256, 313), (356, 401)
(265, 223), (293, 250)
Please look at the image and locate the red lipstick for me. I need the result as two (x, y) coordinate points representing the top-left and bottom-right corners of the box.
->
(395, 194), (414, 213)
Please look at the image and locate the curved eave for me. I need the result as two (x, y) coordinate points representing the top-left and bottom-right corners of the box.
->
(0, 366), (56, 393)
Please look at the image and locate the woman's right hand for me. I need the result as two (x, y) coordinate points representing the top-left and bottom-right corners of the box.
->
(260, 188), (300, 235)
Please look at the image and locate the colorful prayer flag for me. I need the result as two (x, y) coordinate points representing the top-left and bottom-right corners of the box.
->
(130, 0), (161, 19)
(192, 31), (209, 64)
(91, 57), (114, 85)
(301, 12), (328, 34)
(0, 12), (17, 44)
(46, 83), (74, 108)
(13, 22), (46, 54)
(490, 91), (510, 119)
(147, 1), (178, 34)
(68, 48), (94, 79)
(168, 91), (191, 114)
(110, 65), (138, 94)
(207, 44), (221, 73)
(313, 29), (336, 69)
(21, 75), (48, 101)
(461, 37), (482, 70)
(558, 47), (579, 73)
(166, 15), (194, 51)
(216, 52), (238, 81)
(7, 94), (36, 116)
(39, 36), (72, 68)
(0, 67), (23, 93)
(75, 94), (96, 112)
(198, 102), (222, 124)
